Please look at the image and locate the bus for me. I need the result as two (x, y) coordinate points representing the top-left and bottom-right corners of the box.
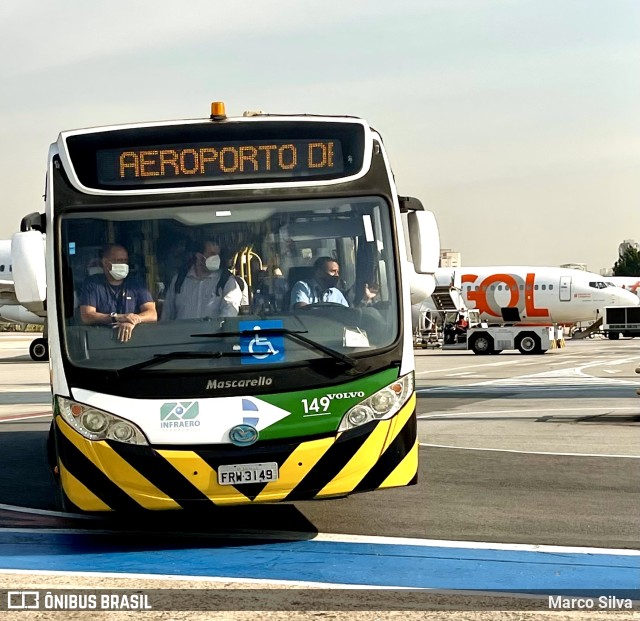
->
(13, 103), (440, 512)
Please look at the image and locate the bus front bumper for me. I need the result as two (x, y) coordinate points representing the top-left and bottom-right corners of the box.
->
(53, 397), (418, 512)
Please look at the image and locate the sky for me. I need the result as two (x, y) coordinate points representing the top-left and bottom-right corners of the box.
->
(0, 0), (638, 274)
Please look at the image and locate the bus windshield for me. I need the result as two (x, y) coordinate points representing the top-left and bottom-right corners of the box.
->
(60, 195), (399, 372)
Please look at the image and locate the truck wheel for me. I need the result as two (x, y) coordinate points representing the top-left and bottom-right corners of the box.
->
(29, 338), (49, 362)
(516, 333), (542, 355)
(470, 334), (493, 355)
(608, 332), (620, 340)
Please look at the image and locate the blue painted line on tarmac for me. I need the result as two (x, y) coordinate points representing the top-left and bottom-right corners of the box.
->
(0, 530), (638, 593)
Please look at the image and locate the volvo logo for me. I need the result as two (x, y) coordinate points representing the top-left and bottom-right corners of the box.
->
(228, 424), (259, 447)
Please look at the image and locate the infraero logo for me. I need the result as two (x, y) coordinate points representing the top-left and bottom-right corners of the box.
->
(160, 402), (200, 429)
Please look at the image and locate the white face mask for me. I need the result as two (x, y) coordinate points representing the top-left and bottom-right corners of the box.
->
(109, 263), (129, 281)
(205, 255), (221, 272)
(87, 267), (103, 277)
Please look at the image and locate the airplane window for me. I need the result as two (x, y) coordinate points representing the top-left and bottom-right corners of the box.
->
(549, 284), (553, 290)
(490, 285), (495, 291)
(497, 285), (502, 291)
(519, 284), (524, 290)
(541, 284), (546, 290)
(0, 265), (4, 272)
(534, 285), (539, 290)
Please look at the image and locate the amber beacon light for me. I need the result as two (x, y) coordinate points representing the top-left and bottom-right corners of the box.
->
(210, 101), (227, 121)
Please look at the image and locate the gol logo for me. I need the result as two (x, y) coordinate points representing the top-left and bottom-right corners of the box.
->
(462, 273), (550, 319)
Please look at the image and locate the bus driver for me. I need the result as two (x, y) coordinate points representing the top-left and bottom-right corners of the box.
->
(290, 256), (350, 309)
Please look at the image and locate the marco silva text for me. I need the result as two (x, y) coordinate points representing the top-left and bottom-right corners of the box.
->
(548, 595), (634, 610)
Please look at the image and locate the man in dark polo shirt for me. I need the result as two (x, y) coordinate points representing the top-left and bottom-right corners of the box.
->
(79, 244), (157, 342)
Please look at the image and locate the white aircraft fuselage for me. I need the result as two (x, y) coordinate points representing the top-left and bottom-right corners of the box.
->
(0, 239), (45, 326)
(433, 266), (639, 325)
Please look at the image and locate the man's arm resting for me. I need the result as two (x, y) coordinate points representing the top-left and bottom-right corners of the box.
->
(136, 302), (157, 323)
(122, 302), (157, 325)
(79, 305), (113, 325)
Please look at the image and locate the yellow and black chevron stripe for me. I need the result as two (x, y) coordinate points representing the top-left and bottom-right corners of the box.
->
(55, 394), (417, 512)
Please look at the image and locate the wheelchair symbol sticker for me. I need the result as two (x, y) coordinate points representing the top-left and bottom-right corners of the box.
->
(240, 320), (285, 364)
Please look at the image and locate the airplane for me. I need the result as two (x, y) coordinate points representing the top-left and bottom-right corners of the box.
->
(416, 265), (639, 328)
(0, 239), (48, 361)
(604, 276), (640, 297)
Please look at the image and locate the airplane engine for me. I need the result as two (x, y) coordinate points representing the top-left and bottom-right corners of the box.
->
(409, 271), (436, 306)
(0, 304), (44, 325)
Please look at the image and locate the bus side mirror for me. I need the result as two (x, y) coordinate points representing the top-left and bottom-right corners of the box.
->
(11, 230), (46, 314)
(407, 210), (440, 274)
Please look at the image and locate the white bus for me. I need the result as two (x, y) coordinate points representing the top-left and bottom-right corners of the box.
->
(13, 103), (439, 512)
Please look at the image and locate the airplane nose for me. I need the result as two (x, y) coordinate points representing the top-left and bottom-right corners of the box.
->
(616, 289), (640, 306)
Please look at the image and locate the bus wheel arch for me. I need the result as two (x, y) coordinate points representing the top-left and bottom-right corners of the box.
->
(47, 420), (83, 514)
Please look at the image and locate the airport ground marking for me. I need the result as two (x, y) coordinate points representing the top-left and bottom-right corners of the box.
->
(419, 442), (640, 459)
(415, 349), (640, 377)
(0, 503), (98, 519)
(0, 527), (638, 555)
(418, 406), (639, 418)
(0, 527), (636, 591)
(0, 412), (52, 423)
(0, 567), (376, 588)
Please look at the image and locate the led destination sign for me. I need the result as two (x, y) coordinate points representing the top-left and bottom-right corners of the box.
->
(96, 139), (343, 186)
(65, 121), (366, 190)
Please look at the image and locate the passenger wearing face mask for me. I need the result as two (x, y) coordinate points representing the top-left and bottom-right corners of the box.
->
(290, 256), (349, 309)
(79, 244), (157, 342)
(161, 239), (242, 320)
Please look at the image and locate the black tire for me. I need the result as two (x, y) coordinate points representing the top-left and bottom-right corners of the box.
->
(469, 333), (493, 355)
(29, 338), (49, 362)
(608, 332), (620, 340)
(490, 350), (503, 355)
(515, 332), (542, 355)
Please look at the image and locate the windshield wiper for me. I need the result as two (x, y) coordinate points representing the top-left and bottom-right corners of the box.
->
(119, 350), (244, 373)
(191, 327), (358, 368)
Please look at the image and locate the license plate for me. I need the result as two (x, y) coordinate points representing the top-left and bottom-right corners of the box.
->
(217, 462), (279, 486)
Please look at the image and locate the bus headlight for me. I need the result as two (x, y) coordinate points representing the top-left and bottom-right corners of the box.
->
(56, 396), (148, 445)
(338, 372), (414, 432)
